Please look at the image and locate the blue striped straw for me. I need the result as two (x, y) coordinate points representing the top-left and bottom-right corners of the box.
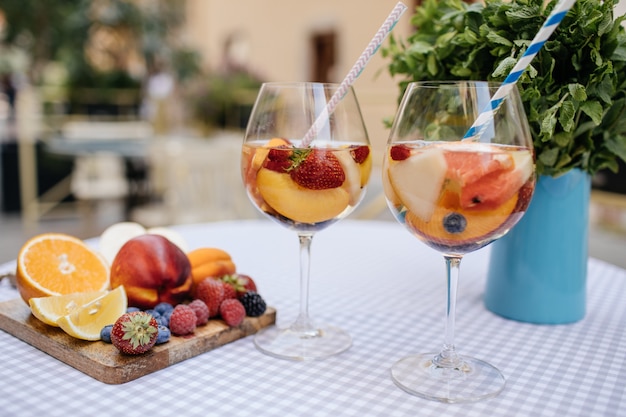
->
(463, 0), (577, 139)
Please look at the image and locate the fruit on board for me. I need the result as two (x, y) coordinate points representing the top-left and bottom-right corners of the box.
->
(29, 290), (107, 327)
(187, 247), (236, 290)
(110, 234), (193, 309)
(240, 291), (267, 317)
(110, 311), (159, 354)
(168, 304), (198, 335)
(56, 286), (128, 341)
(99, 222), (189, 265)
(219, 298), (246, 327)
(15, 233), (110, 304)
(188, 299), (210, 326)
(405, 187), (519, 244)
(99, 222), (146, 265)
(220, 273), (258, 299)
(388, 147), (448, 222)
(194, 277), (225, 317)
(256, 167), (350, 223)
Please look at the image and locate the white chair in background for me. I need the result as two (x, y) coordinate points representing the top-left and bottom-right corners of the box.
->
(131, 133), (259, 227)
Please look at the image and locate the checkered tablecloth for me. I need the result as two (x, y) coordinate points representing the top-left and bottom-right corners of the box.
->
(0, 220), (624, 417)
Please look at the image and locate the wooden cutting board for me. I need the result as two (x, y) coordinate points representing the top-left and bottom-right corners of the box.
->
(0, 298), (275, 384)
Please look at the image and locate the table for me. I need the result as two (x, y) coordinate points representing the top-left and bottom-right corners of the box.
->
(0, 220), (624, 416)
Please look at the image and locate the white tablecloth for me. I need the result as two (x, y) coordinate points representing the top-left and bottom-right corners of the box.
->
(0, 219), (624, 416)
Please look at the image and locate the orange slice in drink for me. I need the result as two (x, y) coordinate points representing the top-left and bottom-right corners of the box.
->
(16, 233), (110, 304)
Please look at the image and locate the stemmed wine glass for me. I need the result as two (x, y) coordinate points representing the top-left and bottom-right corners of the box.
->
(241, 82), (372, 360)
(382, 81), (536, 402)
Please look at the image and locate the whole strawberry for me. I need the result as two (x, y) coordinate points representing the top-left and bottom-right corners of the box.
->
(221, 273), (258, 299)
(219, 299), (246, 327)
(169, 304), (197, 335)
(289, 149), (345, 190)
(195, 277), (225, 317)
(111, 311), (159, 355)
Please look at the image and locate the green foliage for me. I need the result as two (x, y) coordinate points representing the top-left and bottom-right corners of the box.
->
(382, 0), (626, 177)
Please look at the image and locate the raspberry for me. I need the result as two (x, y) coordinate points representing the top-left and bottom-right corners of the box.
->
(219, 299), (246, 327)
(169, 304), (197, 335)
(240, 291), (267, 317)
(188, 299), (209, 326)
(195, 278), (225, 317)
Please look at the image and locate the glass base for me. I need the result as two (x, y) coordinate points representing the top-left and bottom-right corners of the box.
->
(390, 353), (505, 403)
(254, 323), (352, 361)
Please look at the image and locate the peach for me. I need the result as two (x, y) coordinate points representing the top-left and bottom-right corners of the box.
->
(110, 234), (193, 309)
(256, 167), (350, 223)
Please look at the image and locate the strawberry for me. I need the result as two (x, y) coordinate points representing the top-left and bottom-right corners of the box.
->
(220, 279), (238, 300)
(263, 148), (293, 172)
(390, 144), (411, 161)
(221, 273), (258, 299)
(219, 299), (246, 327)
(195, 277), (225, 317)
(111, 311), (159, 355)
(289, 149), (345, 190)
(169, 304), (198, 335)
(350, 145), (370, 164)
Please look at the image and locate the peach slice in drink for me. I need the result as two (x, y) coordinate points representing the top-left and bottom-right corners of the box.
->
(256, 167), (350, 223)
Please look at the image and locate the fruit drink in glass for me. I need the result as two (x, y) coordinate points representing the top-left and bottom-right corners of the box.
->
(383, 81), (535, 402)
(241, 82), (371, 360)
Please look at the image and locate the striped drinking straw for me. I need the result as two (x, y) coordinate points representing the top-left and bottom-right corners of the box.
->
(463, 0), (577, 140)
(301, 2), (408, 147)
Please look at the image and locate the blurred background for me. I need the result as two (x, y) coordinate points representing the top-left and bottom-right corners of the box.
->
(0, 0), (624, 267)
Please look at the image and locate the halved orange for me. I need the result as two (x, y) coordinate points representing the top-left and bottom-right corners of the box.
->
(16, 233), (110, 304)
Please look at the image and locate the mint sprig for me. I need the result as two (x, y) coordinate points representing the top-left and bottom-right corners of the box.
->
(382, 0), (626, 177)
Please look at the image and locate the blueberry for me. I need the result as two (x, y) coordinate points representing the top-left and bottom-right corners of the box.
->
(154, 302), (174, 315)
(126, 307), (141, 313)
(156, 326), (171, 344)
(145, 309), (161, 319)
(160, 310), (173, 327)
(100, 324), (113, 343)
(443, 212), (467, 234)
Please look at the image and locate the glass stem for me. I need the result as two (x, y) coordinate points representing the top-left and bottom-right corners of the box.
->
(291, 232), (319, 337)
(434, 255), (463, 369)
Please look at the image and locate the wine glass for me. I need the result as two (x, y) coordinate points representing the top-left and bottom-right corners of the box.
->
(382, 81), (535, 402)
(241, 82), (372, 360)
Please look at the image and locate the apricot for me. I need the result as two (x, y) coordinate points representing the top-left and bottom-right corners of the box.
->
(187, 247), (237, 289)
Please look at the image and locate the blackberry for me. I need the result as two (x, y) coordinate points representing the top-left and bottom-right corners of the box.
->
(443, 212), (467, 234)
(240, 291), (267, 317)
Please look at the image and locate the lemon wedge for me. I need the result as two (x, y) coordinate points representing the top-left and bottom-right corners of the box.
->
(29, 290), (108, 327)
(57, 286), (128, 341)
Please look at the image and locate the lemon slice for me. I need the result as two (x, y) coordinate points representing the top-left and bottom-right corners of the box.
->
(29, 290), (108, 327)
(57, 286), (128, 341)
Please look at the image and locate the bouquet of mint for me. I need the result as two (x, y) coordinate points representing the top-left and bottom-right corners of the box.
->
(382, 0), (626, 177)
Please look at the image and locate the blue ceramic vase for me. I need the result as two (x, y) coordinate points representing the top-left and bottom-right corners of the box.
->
(484, 169), (590, 324)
